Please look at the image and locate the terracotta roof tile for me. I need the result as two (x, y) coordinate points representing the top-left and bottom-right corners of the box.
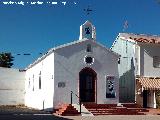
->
(137, 77), (160, 90)
(119, 33), (160, 44)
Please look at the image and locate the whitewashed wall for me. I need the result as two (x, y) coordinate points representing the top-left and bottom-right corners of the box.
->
(53, 39), (119, 108)
(25, 53), (54, 110)
(112, 36), (159, 108)
(111, 38), (136, 103)
(136, 43), (160, 108)
(0, 67), (25, 105)
(138, 43), (160, 77)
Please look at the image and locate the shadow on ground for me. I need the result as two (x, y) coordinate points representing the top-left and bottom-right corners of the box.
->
(0, 115), (73, 120)
(0, 106), (73, 120)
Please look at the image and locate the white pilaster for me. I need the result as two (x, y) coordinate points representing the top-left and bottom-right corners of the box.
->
(153, 90), (156, 108)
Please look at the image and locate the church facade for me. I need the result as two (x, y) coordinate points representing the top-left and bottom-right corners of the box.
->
(25, 21), (120, 110)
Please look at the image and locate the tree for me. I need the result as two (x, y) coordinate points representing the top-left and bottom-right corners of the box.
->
(0, 53), (14, 68)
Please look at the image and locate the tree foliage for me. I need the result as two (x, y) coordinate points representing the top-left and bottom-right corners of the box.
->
(0, 53), (14, 68)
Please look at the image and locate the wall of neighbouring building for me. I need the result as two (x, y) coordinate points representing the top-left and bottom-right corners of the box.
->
(0, 67), (25, 105)
(111, 37), (136, 103)
(138, 43), (160, 77)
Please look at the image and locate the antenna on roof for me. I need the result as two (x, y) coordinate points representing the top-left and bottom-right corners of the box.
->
(123, 20), (129, 32)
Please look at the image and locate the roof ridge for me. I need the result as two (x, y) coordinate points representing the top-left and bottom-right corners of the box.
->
(26, 38), (120, 70)
(26, 38), (88, 70)
(118, 33), (160, 44)
(119, 32), (160, 37)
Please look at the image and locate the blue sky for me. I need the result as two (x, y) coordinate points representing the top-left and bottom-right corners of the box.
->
(0, 0), (160, 69)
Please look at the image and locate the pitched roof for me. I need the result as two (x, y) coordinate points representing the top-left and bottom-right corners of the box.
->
(136, 77), (160, 90)
(26, 38), (120, 70)
(118, 33), (160, 44)
(83, 20), (92, 25)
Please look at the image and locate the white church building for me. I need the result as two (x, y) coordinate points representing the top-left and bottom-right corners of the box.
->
(25, 21), (120, 110)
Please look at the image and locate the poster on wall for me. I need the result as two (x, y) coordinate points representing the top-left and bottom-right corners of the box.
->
(106, 76), (116, 98)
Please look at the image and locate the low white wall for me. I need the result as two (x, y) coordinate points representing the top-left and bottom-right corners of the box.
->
(0, 67), (25, 105)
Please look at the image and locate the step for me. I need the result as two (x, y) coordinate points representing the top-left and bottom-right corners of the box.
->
(83, 103), (149, 116)
(56, 104), (80, 116)
(72, 104), (93, 116)
(91, 112), (145, 115)
(84, 104), (117, 109)
(122, 103), (142, 108)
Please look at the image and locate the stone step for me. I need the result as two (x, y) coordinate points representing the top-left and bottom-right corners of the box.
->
(84, 104), (117, 109)
(93, 112), (145, 115)
(56, 104), (80, 116)
(84, 103), (149, 116)
(122, 103), (142, 108)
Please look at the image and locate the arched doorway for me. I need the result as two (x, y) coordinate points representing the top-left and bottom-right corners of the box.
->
(79, 67), (97, 102)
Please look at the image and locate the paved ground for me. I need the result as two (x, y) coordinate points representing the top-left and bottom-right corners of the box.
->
(64, 115), (160, 120)
(1, 114), (160, 120)
(0, 105), (160, 120)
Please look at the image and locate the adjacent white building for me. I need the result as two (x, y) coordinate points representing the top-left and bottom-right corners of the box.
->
(25, 21), (120, 110)
(111, 33), (160, 108)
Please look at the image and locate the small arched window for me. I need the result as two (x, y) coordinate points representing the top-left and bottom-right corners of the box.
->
(32, 74), (34, 91)
(28, 78), (30, 88)
(39, 71), (41, 89)
(86, 44), (92, 52)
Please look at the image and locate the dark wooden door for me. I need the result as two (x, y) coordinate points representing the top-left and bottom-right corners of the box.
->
(143, 90), (148, 108)
(79, 68), (96, 102)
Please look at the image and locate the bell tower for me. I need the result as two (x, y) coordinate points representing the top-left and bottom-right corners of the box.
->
(79, 20), (96, 40)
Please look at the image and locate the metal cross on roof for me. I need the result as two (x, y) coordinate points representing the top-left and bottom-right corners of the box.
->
(84, 5), (93, 15)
